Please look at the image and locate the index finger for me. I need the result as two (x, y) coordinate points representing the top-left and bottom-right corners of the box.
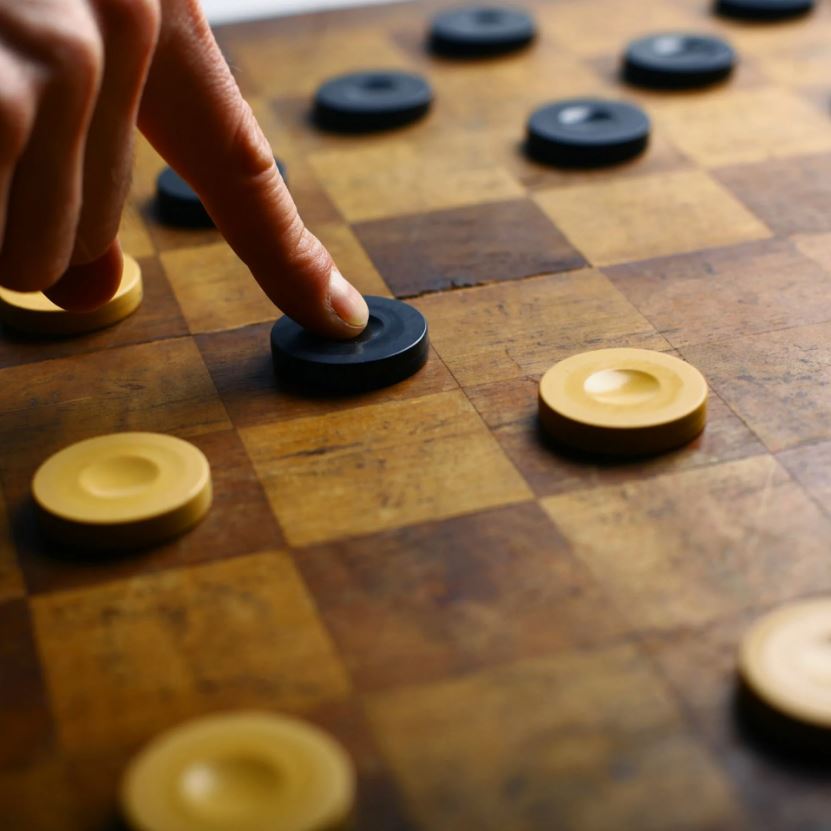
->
(138, 0), (368, 338)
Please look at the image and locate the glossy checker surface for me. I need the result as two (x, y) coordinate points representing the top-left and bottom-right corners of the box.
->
(271, 295), (429, 392)
(624, 33), (736, 88)
(0, 254), (142, 335)
(33, 433), (211, 544)
(716, 0), (814, 19)
(429, 6), (536, 56)
(539, 348), (708, 454)
(740, 598), (831, 728)
(526, 98), (651, 167)
(313, 70), (433, 131)
(122, 712), (355, 831)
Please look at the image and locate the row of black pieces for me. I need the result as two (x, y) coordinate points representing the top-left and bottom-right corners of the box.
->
(427, 1), (815, 57)
(158, 1), (814, 221)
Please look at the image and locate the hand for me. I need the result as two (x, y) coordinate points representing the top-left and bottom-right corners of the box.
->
(0, 0), (369, 338)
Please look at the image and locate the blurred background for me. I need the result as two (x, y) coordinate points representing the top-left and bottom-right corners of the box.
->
(201, 0), (404, 24)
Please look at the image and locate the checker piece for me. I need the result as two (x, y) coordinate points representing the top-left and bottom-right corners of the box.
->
(0, 254), (143, 335)
(526, 98), (651, 167)
(624, 33), (736, 89)
(313, 70), (433, 132)
(716, 0), (814, 19)
(538, 348), (708, 456)
(740, 597), (831, 729)
(33, 432), (212, 549)
(122, 711), (355, 831)
(271, 296), (429, 394)
(429, 6), (537, 57)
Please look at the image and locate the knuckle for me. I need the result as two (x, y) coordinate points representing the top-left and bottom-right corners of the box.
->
(96, 0), (161, 49)
(42, 18), (103, 94)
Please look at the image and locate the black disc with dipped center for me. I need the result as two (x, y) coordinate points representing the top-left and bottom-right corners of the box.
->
(271, 296), (429, 394)
(156, 158), (288, 228)
(526, 98), (651, 167)
(429, 6), (537, 57)
(715, 0), (814, 18)
(313, 71), (433, 132)
(624, 33), (736, 89)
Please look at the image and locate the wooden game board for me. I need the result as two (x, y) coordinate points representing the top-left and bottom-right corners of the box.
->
(3, 0), (831, 828)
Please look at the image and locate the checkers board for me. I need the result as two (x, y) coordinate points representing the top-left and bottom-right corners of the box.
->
(3, 0), (831, 828)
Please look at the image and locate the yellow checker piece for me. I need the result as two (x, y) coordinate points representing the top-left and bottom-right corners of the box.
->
(740, 597), (831, 729)
(0, 253), (142, 335)
(538, 348), (708, 456)
(122, 711), (356, 831)
(33, 432), (211, 549)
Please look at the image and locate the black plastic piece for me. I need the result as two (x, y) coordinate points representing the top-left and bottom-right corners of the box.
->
(716, 0), (814, 19)
(526, 99), (651, 168)
(624, 33), (736, 89)
(271, 296), (430, 394)
(429, 6), (536, 57)
(313, 71), (433, 133)
(155, 158), (288, 228)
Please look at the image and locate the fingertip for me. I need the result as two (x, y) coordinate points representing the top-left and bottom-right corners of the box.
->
(44, 240), (124, 311)
(327, 267), (369, 339)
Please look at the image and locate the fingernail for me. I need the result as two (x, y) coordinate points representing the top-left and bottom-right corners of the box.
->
(329, 268), (369, 328)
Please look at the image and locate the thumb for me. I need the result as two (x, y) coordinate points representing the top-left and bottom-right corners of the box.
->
(138, 0), (368, 338)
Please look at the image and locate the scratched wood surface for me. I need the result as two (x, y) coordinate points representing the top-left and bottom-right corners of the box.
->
(3, 0), (831, 828)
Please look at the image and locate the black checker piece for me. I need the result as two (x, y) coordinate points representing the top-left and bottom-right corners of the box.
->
(313, 71), (432, 132)
(429, 6), (537, 57)
(716, 0), (813, 18)
(624, 33), (736, 89)
(156, 159), (287, 228)
(526, 99), (651, 168)
(271, 296), (429, 394)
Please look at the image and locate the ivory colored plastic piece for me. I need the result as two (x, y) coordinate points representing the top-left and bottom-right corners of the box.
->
(33, 432), (211, 549)
(0, 253), (142, 335)
(122, 711), (356, 831)
(538, 348), (708, 456)
(740, 598), (831, 729)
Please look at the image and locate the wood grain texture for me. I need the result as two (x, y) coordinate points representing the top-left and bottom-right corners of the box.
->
(716, 153), (831, 236)
(297, 502), (628, 691)
(3, 0), (831, 826)
(241, 390), (532, 546)
(355, 198), (585, 297)
(605, 237), (831, 348)
(31, 550), (351, 752)
(366, 645), (745, 831)
(542, 456), (831, 631)
(535, 169), (770, 266)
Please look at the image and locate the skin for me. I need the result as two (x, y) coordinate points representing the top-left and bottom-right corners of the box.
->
(0, 0), (369, 338)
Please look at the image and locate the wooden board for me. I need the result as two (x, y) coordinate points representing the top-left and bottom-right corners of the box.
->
(3, 0), (831, 827)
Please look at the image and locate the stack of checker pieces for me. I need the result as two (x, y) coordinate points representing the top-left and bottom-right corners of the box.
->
(3, 0), (831, 829)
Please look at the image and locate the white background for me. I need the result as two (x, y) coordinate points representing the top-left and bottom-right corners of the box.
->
(201, 0), (405, 25)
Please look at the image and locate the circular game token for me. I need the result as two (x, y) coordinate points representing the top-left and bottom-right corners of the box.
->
(313, 71), (433, 132)
(0, 254), (143, 336)
(716, 0), (814, 19)
(156, 158), (288, 228)
(740, 598), (831, 729)
(33, 432), (212, 549)
(122, 711), (356, 831)
(624, 33), (736, 89)
(429, 6), (537, 57)
(538, 348), (708, 456)
(271, 296), (429, 394)
(526, 98), (651, 167)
